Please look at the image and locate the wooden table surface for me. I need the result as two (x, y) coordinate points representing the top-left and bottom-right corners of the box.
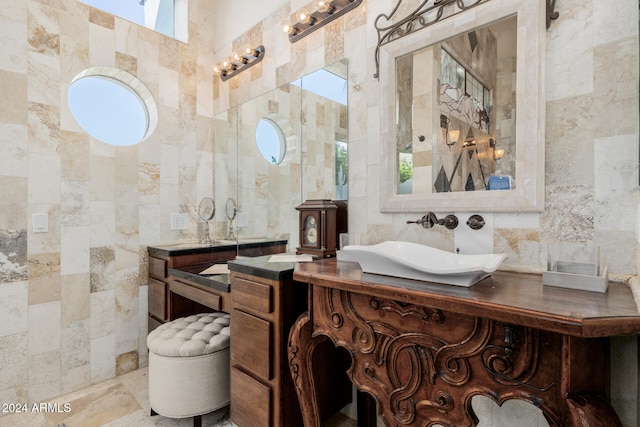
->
(294, 259), (640, 338)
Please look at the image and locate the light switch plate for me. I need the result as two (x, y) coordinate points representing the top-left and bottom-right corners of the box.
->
(33, 213), (48, 233)
(170, 213), (188, 230)
(237, 212), (248, 228)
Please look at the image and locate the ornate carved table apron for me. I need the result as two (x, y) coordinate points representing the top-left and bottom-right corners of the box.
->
(289, 259), (640, 427)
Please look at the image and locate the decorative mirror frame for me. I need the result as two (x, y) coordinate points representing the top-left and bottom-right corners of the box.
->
(379, 0), (548, 212)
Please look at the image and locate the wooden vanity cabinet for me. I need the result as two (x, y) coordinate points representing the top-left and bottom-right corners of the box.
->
(146, 241), (287, 332)
(230, 270), (306, 427)
(229, 264), (351, 427)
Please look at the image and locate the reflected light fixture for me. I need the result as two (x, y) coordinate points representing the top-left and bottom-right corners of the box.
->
(489, 138), (505, 160)
(463, 129), (476, 148)
(440, 114), (460, 150)
(212, 45), (265, 82)
(283, 0), (363, 43)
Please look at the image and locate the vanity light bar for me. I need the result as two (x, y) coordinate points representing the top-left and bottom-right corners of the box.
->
(284, 0), (363, 43)
(213, 45), (265, 82)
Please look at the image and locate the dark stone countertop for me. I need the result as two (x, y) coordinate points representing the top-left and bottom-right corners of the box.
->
(228, 254), (304, 281)
(147, 239), (288, 257)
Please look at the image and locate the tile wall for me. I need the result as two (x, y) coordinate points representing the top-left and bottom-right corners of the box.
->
(0, 0), (638, 426)
(0, 0), (216, 408)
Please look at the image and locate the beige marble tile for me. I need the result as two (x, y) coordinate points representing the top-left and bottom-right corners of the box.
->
(28, 301), (61, 356)
(90, 334), (115, 383)
(0, 332), (28, 390)
(29, 350), (61, 402)
(27, 1), (60, 54)
(27, 52), (61, 107)
(61, 272), (90, 326)
(90, 246), (115, 293)
(494, 228), (541, 271)
(60, 226), (90, 275)
(60, 130), (90, 181)
(90, 290), (115, 339)
(91, 202), (116, 248)
(0, 15), (28, 74)
(27, 252), (61, 304)
(61, 319), (90, 373)
(61, 180), (90, 228)
(89, 22), (115, 67)
(0, 70), (28, 124)
(0, 281), (28, 337)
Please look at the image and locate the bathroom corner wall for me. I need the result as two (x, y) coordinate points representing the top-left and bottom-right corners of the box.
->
(214, 0), (639, 425)
(0, 0), (215, 406)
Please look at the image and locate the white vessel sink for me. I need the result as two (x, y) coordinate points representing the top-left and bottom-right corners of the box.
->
(341, 241), (507, 287)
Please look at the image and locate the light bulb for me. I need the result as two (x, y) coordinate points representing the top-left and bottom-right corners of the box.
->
(448, 130), (460, 144)
(221, 59), (233, 71)
(283, 22), (298, 35)
(494, 148), (505, 160)
(212, 64), (222, 75)
(298, 9), (314, 25)
(232, 52), (242, 63)
(317, 1), (334, 13)
(245, 47), (257, 57)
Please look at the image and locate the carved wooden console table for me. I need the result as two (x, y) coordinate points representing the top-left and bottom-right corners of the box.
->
(288, 259), (640, 426)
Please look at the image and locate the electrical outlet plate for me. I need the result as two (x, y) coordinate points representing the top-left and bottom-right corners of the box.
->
(170, 213), (188, 230)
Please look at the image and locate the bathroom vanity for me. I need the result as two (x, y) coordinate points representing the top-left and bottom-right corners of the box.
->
(227, 256), (352, 427)
(289, 259), (640, 427)
(146, 240), (286, 331)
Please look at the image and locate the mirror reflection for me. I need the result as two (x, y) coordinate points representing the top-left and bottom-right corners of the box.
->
(395, 16), (516, 195)
(213, 60), (348, 250)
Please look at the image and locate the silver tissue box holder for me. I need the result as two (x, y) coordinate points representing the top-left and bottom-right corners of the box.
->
(542, 243), (608, 293)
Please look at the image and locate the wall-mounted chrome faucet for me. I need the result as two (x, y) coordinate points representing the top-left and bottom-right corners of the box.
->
(407, 212), (458, 230)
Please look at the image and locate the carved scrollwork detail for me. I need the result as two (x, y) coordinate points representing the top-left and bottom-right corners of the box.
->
(371, 297), (444, 323)
(481, 325), (554, 392)
(435, 318), (493, 386)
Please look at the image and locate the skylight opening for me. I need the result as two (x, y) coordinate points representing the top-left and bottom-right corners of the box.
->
(78, 0), (188, 42)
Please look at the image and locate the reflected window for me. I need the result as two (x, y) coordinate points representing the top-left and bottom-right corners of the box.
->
(255, 118), (286, 165)
(67, 67), (158, 146)
(78, 0), (188, 42)
(292, 69), (347, 105)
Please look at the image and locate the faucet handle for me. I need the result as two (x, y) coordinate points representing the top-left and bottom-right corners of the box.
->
(466, 214), (485, 230)
(406, 213), (436, 229)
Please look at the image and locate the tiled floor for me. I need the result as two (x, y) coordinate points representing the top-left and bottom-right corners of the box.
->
(0, 368), (356, 427)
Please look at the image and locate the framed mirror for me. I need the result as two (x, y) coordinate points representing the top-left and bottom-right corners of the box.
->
(379, 0), (546, 212)
(213, 60), (348, 250)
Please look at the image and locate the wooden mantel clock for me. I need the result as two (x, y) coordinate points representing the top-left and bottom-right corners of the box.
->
(296, 199), (346, 258)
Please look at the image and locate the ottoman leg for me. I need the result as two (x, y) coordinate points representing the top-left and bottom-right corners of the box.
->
(194, 414), (202, 427)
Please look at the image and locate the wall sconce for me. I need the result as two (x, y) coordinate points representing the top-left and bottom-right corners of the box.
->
(489, 138), (505, 160)
(440, 114), (460, 150)
(212, 45), (265, 82)
(463, 128), (476, 148)
(283, 0), (363, 43)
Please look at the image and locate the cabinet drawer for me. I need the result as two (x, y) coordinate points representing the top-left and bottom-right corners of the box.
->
(148, 278), (167, 320)
(230, 367), (271, 427)
(149, 257), (167, 280)
(232, 277), (273, 313)
(231, 309), (272, 380)
(171, 280), (221, 311)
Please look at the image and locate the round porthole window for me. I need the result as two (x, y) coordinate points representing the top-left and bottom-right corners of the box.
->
(255, 118), (286, 165)
(67, 67), (158, 146)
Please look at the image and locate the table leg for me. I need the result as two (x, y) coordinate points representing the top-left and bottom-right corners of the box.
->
(288, 311), (323, 427)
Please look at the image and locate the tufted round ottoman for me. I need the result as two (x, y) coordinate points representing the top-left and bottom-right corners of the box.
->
(147, 312), (230, 426)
